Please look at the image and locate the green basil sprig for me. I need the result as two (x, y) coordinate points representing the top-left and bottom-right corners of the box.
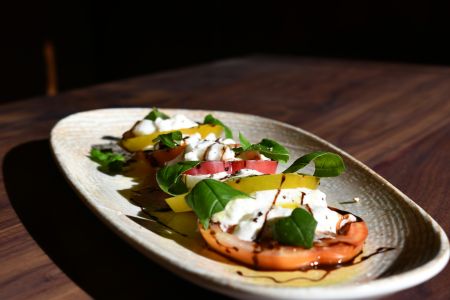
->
(144, 107), (170, 121)
(152, 131), (182, 149)
(156, 161), (200, 196)
(238, 132), (251, 149)
(186, 179), (251, 228)
(272, 208), (317, 248)
(89, 148), (125, 173)
(282, 151), (345, 177)
(234, 132), (290, 163)
(203, 114), (233, 139)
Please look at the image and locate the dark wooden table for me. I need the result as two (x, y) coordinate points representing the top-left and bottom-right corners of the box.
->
(1, 56), (449, 299)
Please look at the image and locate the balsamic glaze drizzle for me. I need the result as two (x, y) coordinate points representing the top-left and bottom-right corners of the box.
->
(236, 247), (395, 283)
(254, 175), (286, 242)
(236, 270), (330, 283)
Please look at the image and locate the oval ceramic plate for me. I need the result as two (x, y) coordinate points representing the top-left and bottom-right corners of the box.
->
(50, 108), (449, 300)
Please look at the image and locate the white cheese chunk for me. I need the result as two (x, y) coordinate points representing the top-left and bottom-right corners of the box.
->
(184, 133), (237, 161)
(132, 114), (197, 137)
(212, 187), (357, 242)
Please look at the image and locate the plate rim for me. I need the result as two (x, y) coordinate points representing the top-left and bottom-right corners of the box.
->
(50, 107), (449, 300)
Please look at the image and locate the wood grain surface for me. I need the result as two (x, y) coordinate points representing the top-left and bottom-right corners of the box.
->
(0, 56), (449, 299)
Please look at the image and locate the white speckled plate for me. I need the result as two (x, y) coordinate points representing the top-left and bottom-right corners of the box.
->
(50, 108), (449, 300)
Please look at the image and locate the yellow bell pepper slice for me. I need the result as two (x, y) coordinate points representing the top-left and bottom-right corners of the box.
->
(226, 173), (319, 194)
(165, 173), (319, 212)
(121, 124), (223, 152)
(165, 194), (193, 212)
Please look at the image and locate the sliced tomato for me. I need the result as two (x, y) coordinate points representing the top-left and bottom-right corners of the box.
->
(200, 220), (368, 270)
(184, 160), (278, 176)
(231, 160), (277, 174)
(184, 161), (233, 175)
(146, 145), (186, 167)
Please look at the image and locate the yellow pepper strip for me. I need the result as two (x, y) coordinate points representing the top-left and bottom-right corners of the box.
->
(277, 203), (299, 209)
(165, 173), (319, 212)
(165, 194), (193, 212)
(226, 173), (319, 194)
(121, 124), (223, 152)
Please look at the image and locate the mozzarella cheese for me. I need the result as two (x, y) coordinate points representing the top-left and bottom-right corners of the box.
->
(212, 187), (356, 242)
(184, 133), (237, 161)
(232, 169), (264, 178)
(183, 172), (230, 189)
(132, 114), (197, 136)
(132, 119), (156, 136)
(183, 168), (264, 190)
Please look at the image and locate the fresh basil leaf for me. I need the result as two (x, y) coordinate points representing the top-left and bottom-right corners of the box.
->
(238, 132), (251, 150)
(186, 179), (251, 229)
(248, 139), (289, 163)
(89, 148), (125, 173)
(283, 151), (345, 177)
(156, 161), (200, 195)
(144, 107), (170, 121)
(233, 137), (289, 162)
(272, 208), (317, 248)
(203, 114), (233, 139)
(152, 131), (182, 148)
(232, 146), (244, 154)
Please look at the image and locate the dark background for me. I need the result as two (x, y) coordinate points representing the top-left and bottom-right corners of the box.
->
(1, 0), (449, 103)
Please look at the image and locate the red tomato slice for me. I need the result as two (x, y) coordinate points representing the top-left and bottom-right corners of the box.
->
(200, 220), (368, 270)
(231, 160), (278, 174)
(184, 161), (233, 175)
(146, 145), (186, 167)
(184, 160), (278, 176)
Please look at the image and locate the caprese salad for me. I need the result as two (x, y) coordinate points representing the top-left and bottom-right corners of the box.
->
(89, 108), (368, 271)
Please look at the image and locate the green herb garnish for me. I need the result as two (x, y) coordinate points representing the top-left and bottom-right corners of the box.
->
(156, 161), (200, 196)
(186, 179), (251, 228)
(283, 151), (345, 177)
(203, 114), (233, 139)
(234, 132), (290, 163)
(152, 131), (182, 148)
(272, 208), (317, 248)
(238, 131), (251, 149)
(89, 148), (125, 173)
(144, 107), (170, 121)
